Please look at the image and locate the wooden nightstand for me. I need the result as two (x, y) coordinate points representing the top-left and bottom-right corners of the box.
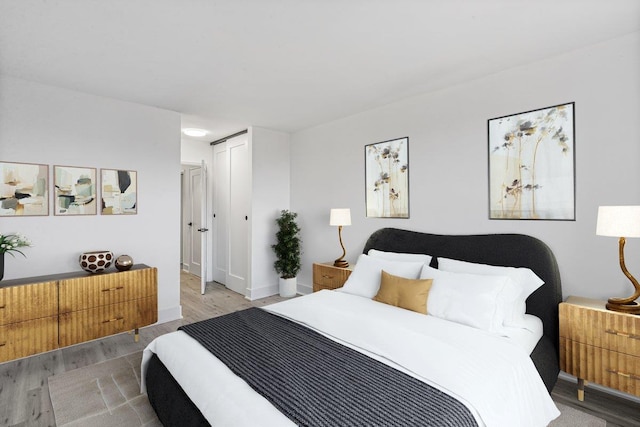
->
(312, 262), (352, 292)
(559, 296), (640, 401)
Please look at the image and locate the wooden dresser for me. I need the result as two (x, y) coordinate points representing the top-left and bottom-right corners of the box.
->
(0, 264), (157, 363)
(312, 262), (352, 292)
(559, 296), (640, 400)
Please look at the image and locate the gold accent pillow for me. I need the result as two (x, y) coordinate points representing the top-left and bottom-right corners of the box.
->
(373, 270), (433, 314)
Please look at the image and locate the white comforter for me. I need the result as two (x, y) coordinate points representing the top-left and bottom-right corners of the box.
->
(142, 290), (560, 427)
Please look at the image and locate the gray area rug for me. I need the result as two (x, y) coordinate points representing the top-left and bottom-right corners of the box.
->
(49, 351), (606, 427)
(48, 352), (161, 427)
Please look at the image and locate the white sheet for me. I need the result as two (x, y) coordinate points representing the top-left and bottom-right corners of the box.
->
(142, 291), (559, 427)
(500, 313), (544, 354)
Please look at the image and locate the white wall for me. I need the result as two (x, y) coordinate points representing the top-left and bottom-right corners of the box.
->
(248, 127), (291, 299)
(0, 76), (182, 323)
(290, 32), (640, 301)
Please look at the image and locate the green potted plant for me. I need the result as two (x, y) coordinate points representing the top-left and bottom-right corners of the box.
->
(272, 209), (301, 297)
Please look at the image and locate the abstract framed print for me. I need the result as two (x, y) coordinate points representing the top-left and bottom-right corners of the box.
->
(0, 161), (49, 216)
(488, 102), (575, 220)
(365, 137), (409, 218)
(54, 165), (97, 216)
(101, 169), (137, 215)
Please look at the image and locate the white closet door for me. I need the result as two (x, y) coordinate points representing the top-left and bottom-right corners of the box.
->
(226, 135), (249, 294)
(212, 143), (229, 284)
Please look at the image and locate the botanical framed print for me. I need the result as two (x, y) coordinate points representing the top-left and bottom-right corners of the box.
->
(0, 161), (49, 216)
(365, 137), (409, 218)
(101, 169), (137, 215)
(54, 165), (97, 216)
(488, 102), (575, 220)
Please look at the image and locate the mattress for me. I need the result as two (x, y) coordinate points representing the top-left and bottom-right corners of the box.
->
(142, 290), (559, 426)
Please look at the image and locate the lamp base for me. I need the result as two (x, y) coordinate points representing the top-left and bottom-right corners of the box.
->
(333, 259), (349, 268)
(606, 299), (640, 315)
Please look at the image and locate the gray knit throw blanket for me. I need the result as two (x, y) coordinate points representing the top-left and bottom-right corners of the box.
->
(179, 307), (478, 427)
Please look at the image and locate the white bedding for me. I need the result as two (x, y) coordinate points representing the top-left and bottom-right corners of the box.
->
(142, 290), (559, 427)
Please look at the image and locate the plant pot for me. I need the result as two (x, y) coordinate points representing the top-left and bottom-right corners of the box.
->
(279, 277), (297, 298)
(0, 252), (4, 281)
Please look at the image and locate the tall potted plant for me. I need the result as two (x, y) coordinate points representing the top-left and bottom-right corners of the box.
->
(272, 210), (301, 297)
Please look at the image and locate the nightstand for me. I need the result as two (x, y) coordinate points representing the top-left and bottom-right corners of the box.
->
(559, 296), (640, 401)
(312, 262), (352, 292)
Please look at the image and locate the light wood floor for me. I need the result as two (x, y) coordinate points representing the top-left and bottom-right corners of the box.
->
(1, 272), (639, 426)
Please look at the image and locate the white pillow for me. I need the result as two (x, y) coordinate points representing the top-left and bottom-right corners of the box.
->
(437, 257), (544, 328)
(337, 254), (425, 299)
(368, 249), (432, 265)
(420, 265), (516, 333)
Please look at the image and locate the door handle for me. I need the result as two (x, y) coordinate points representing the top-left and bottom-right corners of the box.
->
(197, 228), (209, 232)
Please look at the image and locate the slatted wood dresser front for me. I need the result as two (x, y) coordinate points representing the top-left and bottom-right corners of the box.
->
(0, 264), (157, 363)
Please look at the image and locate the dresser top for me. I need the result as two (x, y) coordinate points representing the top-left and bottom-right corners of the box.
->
(0, 264), (152, 289)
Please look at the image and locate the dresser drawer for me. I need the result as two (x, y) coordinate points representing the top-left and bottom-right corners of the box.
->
(59, 296), (157, 346)
(0, 316), (59, 362)
(313, 263), (351, 292)
(59, 267), (158, 312)
(0, 282), (58, 325)
(560, 301), (640, 355)
(561, 338), (640, 397)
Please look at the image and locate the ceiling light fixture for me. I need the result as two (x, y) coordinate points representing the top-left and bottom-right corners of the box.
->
(182, 128), (208, 137)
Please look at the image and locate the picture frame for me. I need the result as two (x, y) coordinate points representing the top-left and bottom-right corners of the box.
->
(54, 165), (97, 216)
(365, 137), (409, 218)
(488, 102), (575, 220)
(0, 161), (49, 217)
(101, 169), (137, 215)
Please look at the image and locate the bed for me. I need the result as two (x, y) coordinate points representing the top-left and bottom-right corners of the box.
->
(142, 228), (562, 426)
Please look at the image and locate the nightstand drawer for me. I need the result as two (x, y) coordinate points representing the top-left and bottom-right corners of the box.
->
(561, 339), (640, 397)
(560, 299), (640, 355)
(313, 263), (351, 292)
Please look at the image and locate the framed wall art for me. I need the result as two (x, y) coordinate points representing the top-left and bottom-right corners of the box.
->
(101, 169), (137, 215)
(54, 165), (97, 216)
(488, 102), (575, 220)
(365, 137), (409, 218)
(0, 161), (49, 216)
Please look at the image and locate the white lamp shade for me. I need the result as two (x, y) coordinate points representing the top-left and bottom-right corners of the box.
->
(330, 208), (351, 226)
(596, 206), (640, 238)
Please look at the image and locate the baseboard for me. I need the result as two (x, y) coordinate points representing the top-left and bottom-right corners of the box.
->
(245, 282), (314, 300)
(298, 283), (312, 295)
(558, 371), (640, 404)
(246, 284), (279, 301)
(156, 305), (183, 324)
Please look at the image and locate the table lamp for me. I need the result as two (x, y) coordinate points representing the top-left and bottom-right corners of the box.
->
(330, 208), (351, 268)
(596, 205), (640, 314)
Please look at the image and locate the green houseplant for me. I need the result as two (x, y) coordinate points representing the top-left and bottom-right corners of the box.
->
(272, 210), (301, 297)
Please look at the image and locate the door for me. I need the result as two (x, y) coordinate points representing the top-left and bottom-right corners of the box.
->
(212, 143), (229, 284)
(211, 134), (249, 295)
(198, 160), (208, 294)
(226, 135), (249, 294)
(189, 166), (203, 276)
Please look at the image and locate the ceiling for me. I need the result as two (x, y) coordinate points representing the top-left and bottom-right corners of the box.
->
(1, 0), (639, 142)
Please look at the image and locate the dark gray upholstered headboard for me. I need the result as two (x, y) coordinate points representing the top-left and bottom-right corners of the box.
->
(363, 228), (562, 391)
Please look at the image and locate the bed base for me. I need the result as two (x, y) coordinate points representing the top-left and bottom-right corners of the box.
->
(146, 353), (209, 426)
